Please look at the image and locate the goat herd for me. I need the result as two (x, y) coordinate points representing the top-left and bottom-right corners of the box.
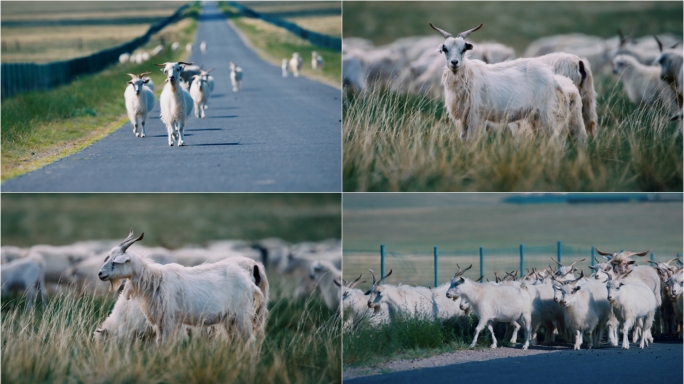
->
(343, 24), (683, 141)
(341, 250), (683, 351)
(122, 40), (324, 146)
(1, 229), (341, 346)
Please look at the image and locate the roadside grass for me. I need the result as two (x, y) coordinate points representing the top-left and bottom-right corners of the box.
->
(343, 77), (683, 192)
(1, 274), (341, 384)
(219, 4), (341, 87)
(230, 1), (341, 36)
(1, 193), (342, 248)
(1, 6), (200, 181)
(343, 314), (521, 368)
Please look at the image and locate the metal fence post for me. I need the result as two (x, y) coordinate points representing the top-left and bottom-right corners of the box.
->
(434, 246), (439, 287)
(380, 244), (385, 279)
(520, 244), (525, 274)
(479, 247), (484, 281)
(557, 241), (562, 264)
(650, 252), (654, 262)
(591, 246), (595, 266)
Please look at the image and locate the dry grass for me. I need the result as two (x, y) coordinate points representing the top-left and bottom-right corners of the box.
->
(1, 275), (341, 384)
(343, 79), (683, 192)
(285, 16), (341, 37)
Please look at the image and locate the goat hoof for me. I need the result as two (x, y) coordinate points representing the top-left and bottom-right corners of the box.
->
(169, 143), (174, 147)
(140, 134), (145, 138)
(178, 141), (185, 146)
(135, 133), (140, 137)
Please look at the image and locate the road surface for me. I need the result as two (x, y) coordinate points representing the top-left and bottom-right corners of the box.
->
(3, 3), (341, 192)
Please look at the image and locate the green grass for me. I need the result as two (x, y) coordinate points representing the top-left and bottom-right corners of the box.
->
(1, 193), (341, 248)
(0, 5), (200, 181)
(219, 3), (341, 87)
(344, 314), (501, 368)
(1, 275), (341, 383)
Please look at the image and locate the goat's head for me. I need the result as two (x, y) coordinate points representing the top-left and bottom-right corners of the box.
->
(552, 270), (584, 306)
(309, 260), (325, 280)
(611, 54), (637, 76)
(126, 72), (151, 96)
(192, 74), (208, 91)
(366, 269), (392, 309)
(334, 274), (365, 300)
(154, 62), (193, 84)
(552, 257), (585, 279)
(665, 271), (683, 299)
(596, 248), (649, 274)
(605, 269), (632, 302)
(446, 263), (472, 299)
(98, 228), (143, 291)
(654, 36), (683, 83)
(430, 23), (482, 72)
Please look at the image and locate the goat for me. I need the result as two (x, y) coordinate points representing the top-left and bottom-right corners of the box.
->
(312, 51), (324, 71)
(605, 271), (657, 349)
(97, 229), (263, 345)
(124, 72), (155, 138)
(281, 59), (289, 78)
(336, 274), (389, 330)
(155, 62), (194, 146)
(366, 269), (434, 319)
(190, 74), (210, 118)
(431, 23), (559, 141)
(612, 54), (678, 114)
(309, 260), (341, 312)
(289, 53), (303, 77)
(1, 254), (47, 312)
(229, 62), (243, 92)
(200, 41), (207, 54)
(654, 36), (683, 111)
(446, 264), (533, 349)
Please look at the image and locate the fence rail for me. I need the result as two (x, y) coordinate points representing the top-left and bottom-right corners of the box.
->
(1, 3), (190, 99)
(344, 243), (681, 287)
(227, 1), (341, 52)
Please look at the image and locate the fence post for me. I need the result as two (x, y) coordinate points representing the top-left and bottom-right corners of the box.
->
(557, 241), (562, 264)
(591, 246), (595, 266)
(519, 244), (524, 275)
(434, 246), (439, 287)
(479, 246), (484, 281)
(650, 252), (654, 262)
(380, 244), (385, 279)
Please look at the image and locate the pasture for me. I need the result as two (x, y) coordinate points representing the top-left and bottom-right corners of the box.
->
(342, 1), (683, 192)
(221, 2), (342, 86)
(1, 1), (183, 63)
(1, 193), (342, 383)
(1, 3), (199, 180)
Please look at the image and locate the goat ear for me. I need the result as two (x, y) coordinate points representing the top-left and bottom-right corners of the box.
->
(143, 79), (149, 84)
(572, 286), (581, 293)
(333, 279), (341, 287)
(465, 43), (473, 51)
(364, 290), (371, 295)
(436, 44), (444, 53)
(112, 254), (130, 264)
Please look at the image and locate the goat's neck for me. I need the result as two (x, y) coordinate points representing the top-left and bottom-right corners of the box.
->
(128, 255), (163, 299)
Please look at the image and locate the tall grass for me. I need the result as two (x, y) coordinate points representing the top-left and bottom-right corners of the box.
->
(343, 77), (683, 192)
(1, 275), (341, 383)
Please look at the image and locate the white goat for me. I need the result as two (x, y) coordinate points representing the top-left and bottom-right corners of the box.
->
(309, 260), (341, 312)
(151, 45), (164, 56)
(343, 55), (367, 95)
(155, 61), (194, 146)
(312, 51), (324, 71)
(612, 54), (678, 113)
(186, 43), (192, 53)
(605, 271), (657, 349)
(190, 74), (210, 118)
(552, 274), (611, 350)
(171, 42), (180, 51)
(97, 229), (263, 345)
(289, 53), (303, 77)
(664, 270), (683, 338)
(446, 264), (533, 349)
(200, 41), (207, 54)
(1, 254), (47, 312)
(1, 246), (26, 264)
(431, 23), (559, 141)
(281, 59), (289, 78)
(366, 270), (434, 319)
(229, 62), (243, 92)
(336, 274), (389, 330)
(94, 282), (153, 341)
(655, 37), (683, 112)
(124, 72), (155, 138)
(26, 244), (94, 283)
(524, 33), (611, 72)
(119, 53), (131, 64)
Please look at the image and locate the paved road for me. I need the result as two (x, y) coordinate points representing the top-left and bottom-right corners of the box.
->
(347, 341), (683, 384)
(3, 3), (341, 192)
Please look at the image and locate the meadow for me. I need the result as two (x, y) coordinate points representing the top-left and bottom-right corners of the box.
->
(220, 2), (342, 86)
(342, 2), (683, 192)
(1, 193), (342, 383)
(1, 3), (199, 180)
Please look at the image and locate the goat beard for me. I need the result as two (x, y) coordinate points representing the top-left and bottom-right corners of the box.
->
(109, 278), (125, 293)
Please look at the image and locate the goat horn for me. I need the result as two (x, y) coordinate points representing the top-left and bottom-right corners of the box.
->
(125, 73), (138, 79)
(462, 264), (473, 274)
(569, 259), (586, 268)
(378, 269), (393, 284)
(457, 23), (483, 39)
(654, 35), (664, 52)
(594, 248), (614, 256)
(429, 23), (452, 39)
(594, 256), (602, 264)
(476, 275), (484, 282)
(178, 61), (193, 66)
(139, 71), (151, 78)
(154, 63), (168, 67)
(671, 40), (681, 49)
(119, 228), (144, 252)
(551, 257), (563, 267)
(664, 257), (678, 266)
(369, 269), (377, 285)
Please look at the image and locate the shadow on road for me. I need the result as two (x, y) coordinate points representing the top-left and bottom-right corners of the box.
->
(192, 142), (241, 146)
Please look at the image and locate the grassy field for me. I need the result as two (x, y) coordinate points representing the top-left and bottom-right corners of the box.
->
(1, 4), (199, 181)
(1, 275), (341, 383)
(342, 194), (682, 287)
(1, 193), (342, 383)
(342, 2), (683, 192)
(238, 1), (341, 36)
(220, 3), (341, 87)
(1, 193), (341, 248)
(1, 1), (184, 63)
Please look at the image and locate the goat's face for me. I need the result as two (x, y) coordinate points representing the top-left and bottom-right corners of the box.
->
(445, 276), (465, 299)
(309, 261), (324, 280)
(193, 76), (207, 91)
(366, 284), (384, 309)
(656, 52), (681, 83)
(667, 278), (683, 298)
(98, 247), (132, 282)
(605, 279), (624, 302)
(458, 297), (470, 311)
(592, 264), (612, 280)
(439, 36), (472, 72)
(612, 55), (632, 75)
(156, 62), (192, 84)
(127, 78), (149, 96)
(555, 283), (581, 307)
